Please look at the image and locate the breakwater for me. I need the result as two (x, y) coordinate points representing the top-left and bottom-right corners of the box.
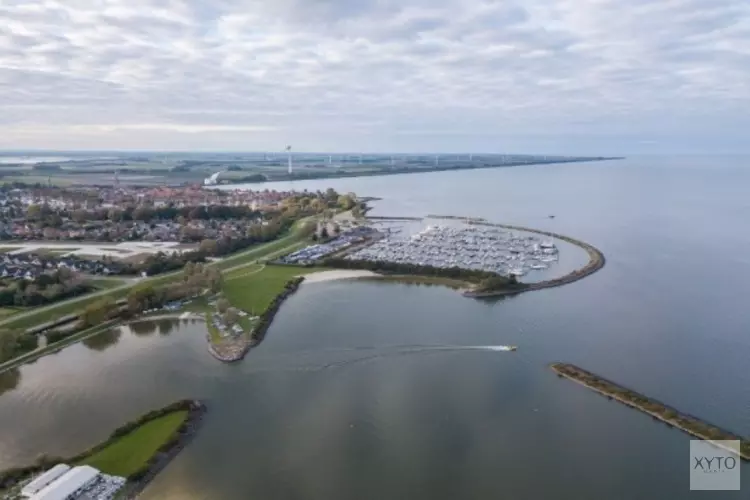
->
(463, 221), (605, 297)
(551, 363), (749, 461)
(207, 277), (305, 363)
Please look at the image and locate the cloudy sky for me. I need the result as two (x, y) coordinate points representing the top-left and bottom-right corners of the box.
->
(1, 0), (749, 154)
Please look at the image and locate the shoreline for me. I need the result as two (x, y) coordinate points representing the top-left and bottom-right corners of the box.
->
(118, 401), (207, 499)
(0, 400), (207, 494)
(551, 363), (749, 461)
(463, 221), (605, 297)
(206, 277), (305, 363)
(218, 157), (624, 186)
(300, 269), (379, 283)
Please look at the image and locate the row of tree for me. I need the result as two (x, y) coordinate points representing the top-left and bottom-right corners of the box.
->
(0, 270), (92, 307)
(126, 263), (222, 317)
(322, 258), (509, 283)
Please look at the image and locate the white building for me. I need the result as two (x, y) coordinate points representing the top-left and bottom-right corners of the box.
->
(29, 465), (99, 500)
(21, 464), (70, 498)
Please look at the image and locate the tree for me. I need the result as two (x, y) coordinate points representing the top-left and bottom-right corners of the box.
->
(320, 227), (329, 240)
(223, 308), (239, 326)
(71, 209), (88, 224)
(47, 214), (63, 227)
(199, 239), (218, 255)
(183, 261), (196, 278)
(81, 297), (115, 327)
(337, 195), (355, 210)
(128, 285), (156, 314)
(26, 204), (42, 220)
(351, 205), (363, 218)
(206, 267), (223, 293)
(0, 331), (19, 362)
(108, 208), (124, 222)
(133, 206), (153, 222)
(217, 298), (230, 314)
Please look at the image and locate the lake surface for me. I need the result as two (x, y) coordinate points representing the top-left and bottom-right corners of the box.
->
(1, 156), (749, 499)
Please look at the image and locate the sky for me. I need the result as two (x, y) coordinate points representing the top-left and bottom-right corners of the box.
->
(1, 0), (749, 155)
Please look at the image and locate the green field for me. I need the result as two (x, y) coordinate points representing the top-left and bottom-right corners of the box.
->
(1, 287), (132, 330)
(222, 265), (319, 315)
(0, 307), (24, 318)
(78, 410), (188, 477)
(89, 278), (128, 290)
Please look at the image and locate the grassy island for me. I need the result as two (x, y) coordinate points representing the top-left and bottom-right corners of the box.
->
(0, 399), (206, 494)
(551, 363), (749, 460)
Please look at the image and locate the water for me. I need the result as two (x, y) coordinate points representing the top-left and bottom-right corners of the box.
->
(1, 156), (749, 499)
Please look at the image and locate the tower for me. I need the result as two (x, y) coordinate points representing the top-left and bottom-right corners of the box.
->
(286, 145), (293, 175)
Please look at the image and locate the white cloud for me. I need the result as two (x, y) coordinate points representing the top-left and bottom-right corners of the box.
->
(0, 0), (748, 153)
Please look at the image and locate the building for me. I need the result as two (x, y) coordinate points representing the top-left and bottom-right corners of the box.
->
(24, 465), (99, 500)
(21, 464), (70, 498)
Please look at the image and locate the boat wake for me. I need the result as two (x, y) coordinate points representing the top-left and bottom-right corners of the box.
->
(275, 344), (519, 372)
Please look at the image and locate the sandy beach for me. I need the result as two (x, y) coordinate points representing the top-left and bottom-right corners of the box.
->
(301, 270), (379, 283)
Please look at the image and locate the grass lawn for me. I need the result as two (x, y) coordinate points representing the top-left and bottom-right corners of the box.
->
(89, 278), (128, 290)
(222, 265), (319, 315)
(0, 306), (24, 318)
(223, 264), (264, 281)
(78, 410), (188, 477)
(0, 247), (20, 254)
(35, 248), (80, 256)
(204, 312), (222, 343)
(2, 287), (132, 330)
(213, 219), (314, 271)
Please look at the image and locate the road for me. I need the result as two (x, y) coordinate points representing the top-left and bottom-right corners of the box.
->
(0, 221), (313, 330)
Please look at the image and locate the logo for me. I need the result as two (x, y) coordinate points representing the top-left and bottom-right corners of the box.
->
(690, 440), (741, 491)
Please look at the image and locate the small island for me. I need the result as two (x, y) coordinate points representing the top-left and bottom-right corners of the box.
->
(551, 363), (749, 461)
(0, 399), (206, 498)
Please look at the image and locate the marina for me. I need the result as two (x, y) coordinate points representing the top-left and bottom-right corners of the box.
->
(344, 223), (559, 278)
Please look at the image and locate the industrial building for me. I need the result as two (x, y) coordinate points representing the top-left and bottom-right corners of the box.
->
(19, 464), (126, 500)
(20, 464), (71, 498)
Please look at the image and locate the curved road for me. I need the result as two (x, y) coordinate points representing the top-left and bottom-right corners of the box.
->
(0, 225), (312, 330)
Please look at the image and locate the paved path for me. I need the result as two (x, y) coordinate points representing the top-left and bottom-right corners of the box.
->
(0, 223), (313, 330)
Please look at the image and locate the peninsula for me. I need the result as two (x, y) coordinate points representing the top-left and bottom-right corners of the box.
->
(551, 363), (749, 461)
(0, 151), (623, 188)
(0, 400), (207, 498)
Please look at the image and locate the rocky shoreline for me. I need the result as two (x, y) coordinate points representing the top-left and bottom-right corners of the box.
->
(207, 277), (305, 363)
(463, 222), (605, 297)
(551, 363), (749, 461)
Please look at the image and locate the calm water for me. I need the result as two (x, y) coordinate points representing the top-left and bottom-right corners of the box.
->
(1, 156), (749, 499)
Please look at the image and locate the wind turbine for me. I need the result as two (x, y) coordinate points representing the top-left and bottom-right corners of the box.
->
(286, 145), (293, 175)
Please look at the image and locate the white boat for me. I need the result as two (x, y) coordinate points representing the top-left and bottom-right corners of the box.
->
(509, 267), (526, 276)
